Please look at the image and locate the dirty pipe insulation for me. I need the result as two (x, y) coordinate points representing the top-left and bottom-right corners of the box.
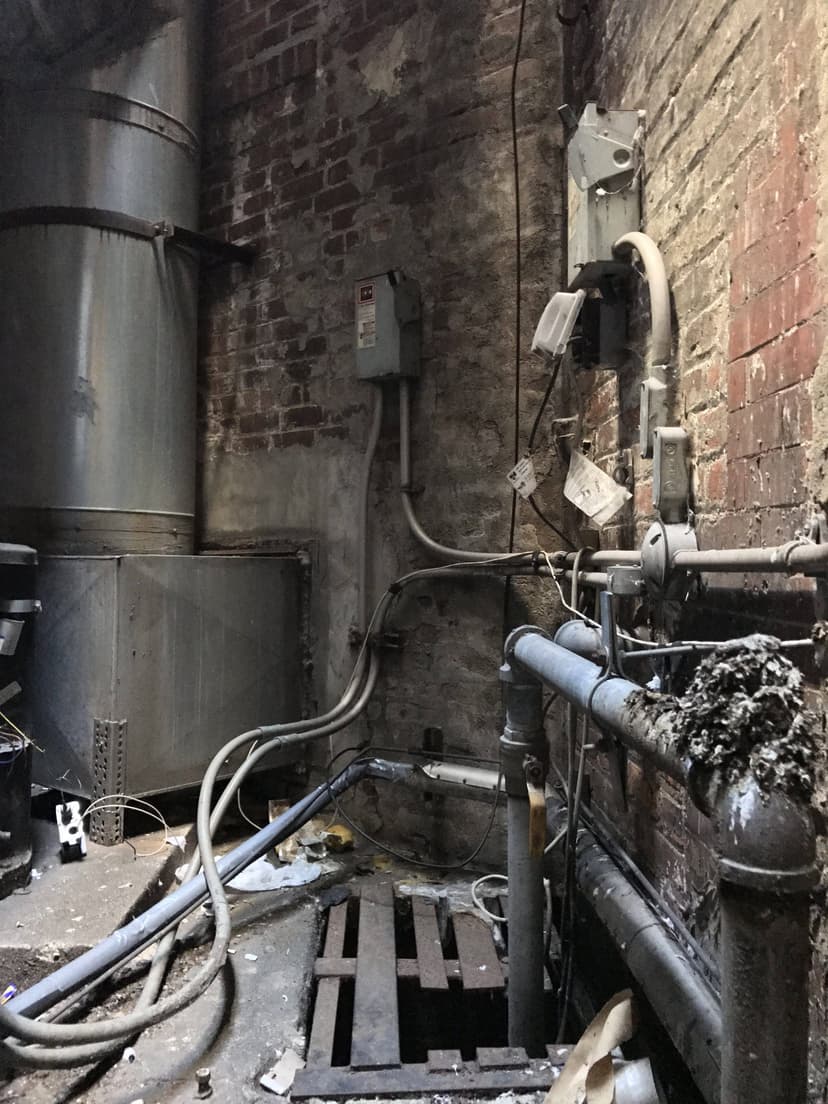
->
(509, 629), (818, 1104)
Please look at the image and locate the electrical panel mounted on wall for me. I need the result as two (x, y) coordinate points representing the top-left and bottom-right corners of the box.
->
(562, 102), (643, 369)
(355, 270), (421, 380)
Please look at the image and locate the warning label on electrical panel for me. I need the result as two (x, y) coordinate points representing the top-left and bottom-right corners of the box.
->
(356, 283), (376, 349)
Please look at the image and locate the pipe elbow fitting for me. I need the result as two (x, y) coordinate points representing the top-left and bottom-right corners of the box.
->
(612, 231), (672, 367)
(715, 776), (817, 895)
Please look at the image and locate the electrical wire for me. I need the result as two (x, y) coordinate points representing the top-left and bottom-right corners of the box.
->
(82, 796), (171, 859)
(502, 0), (530, 636)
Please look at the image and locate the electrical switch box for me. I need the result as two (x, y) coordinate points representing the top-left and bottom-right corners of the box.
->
(566, 103), (642, 286)
(563, 103), (642, 370)
(354, 270), (421, 380)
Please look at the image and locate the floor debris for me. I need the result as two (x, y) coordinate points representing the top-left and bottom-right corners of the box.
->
(260, 1047), (305, 1094)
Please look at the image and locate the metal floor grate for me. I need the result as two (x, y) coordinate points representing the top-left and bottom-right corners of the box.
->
(293, 880), (570, 1099)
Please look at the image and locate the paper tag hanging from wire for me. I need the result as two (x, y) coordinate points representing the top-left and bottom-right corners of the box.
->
(563, 450), (631, 526)
(506, 454), (539, 499)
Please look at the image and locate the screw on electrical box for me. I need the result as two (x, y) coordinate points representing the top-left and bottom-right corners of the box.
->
(195, 1067), (212, 1098)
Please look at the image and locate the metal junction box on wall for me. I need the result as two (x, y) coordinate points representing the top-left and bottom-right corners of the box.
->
(566, 103), (642, 286)
(355, 270), (421, 380)
(27, 554), (306, 805)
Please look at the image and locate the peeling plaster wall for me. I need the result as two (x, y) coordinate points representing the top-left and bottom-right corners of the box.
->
(198, 0), (565, 862)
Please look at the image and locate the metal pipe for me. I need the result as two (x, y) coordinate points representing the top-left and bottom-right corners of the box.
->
(553, 620), (604, 662)
(547, 797), (723, 1104)
(672, 540), (828, 575)
(612, 232), (671, 366)
(8, 758), (403, 1020)
(500, 667), (547, 1056)
(715, 778), (817, 1104)
(514, 627), (817, 1104)
(358, 386), (384, 634)
(507, 794), (546, 1054)
(509, 630), (686, 781)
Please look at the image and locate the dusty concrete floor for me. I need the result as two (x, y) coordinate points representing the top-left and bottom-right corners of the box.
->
(0, 816), (551, 1104)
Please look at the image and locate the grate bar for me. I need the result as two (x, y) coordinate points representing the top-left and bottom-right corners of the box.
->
(412, 896), (449, 990)
(453, 912), (505, 989)
(306, 901), (348, 1068)
(351, 881), (401, 1069)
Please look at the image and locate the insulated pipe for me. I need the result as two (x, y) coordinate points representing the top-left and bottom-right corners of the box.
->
(509, 630), (686, 781)
(547, 797), (723, 1104)
(500, 667), (547, 1056)
(8, 758), (404, 1021)
(612, 232), (671, 366)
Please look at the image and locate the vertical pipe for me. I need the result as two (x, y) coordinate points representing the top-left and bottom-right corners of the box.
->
(506, 790), (546, 1054)
(719, 885), (810, 1104)
(500, 663), (547, 1056)
(715, 780), (817, 1104)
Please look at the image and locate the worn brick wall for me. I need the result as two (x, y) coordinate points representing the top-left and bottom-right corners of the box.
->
(197, 0), (565, 861)
(565, 0), (828, 1094)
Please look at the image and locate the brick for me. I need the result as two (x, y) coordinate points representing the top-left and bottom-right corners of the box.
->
(313, 181), (360, 213)
(283, 404), (323, 428)
(742, 319), (823, 402)
(728, 257), (822, 361)
(730, 198), (817, 306)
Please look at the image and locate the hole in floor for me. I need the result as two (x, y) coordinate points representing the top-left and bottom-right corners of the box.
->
(295, 883), (571, 1099)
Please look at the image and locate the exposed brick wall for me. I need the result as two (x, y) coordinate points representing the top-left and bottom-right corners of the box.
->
(197, 0), (565, 861)
(565, 1), (828, 1094)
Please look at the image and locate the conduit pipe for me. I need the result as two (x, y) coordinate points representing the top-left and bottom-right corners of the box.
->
(399, 378), (633, 583)
(612, 232), (671, 366)
(672, 540), (828, 575)
(358, 387), (384, 634)
(505, 627), (817, 1104)
(546, 797), (722, 1104)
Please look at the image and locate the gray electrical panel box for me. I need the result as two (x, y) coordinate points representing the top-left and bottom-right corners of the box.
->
(355, 270), (421, 380)
(566, 103), (642, 286)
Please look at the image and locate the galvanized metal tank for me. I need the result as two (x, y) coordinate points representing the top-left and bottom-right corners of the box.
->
(0, 2), (202, 553)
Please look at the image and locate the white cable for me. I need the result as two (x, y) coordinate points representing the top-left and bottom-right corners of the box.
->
(83, 795), (171, 857)
(471, 873), (509, 923)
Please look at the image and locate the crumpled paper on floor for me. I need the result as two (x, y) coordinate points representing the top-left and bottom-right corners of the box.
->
(545, 989), (635, 1104)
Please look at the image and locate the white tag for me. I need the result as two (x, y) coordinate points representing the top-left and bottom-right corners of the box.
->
(506, 455), (538, 499)
(564, 450), (631, 526)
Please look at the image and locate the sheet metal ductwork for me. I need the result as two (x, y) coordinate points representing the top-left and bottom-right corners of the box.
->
(0, 1), (201, 553)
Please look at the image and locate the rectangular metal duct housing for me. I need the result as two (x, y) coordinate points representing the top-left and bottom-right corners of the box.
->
(27, 554), (306, 800)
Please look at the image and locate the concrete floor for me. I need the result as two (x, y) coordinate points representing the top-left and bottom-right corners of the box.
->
(0, 816), (551, 1104)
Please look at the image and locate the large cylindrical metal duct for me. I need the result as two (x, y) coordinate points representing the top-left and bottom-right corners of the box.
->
(0, 1), (202, 553)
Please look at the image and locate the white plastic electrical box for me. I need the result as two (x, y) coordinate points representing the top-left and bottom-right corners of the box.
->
(532, 290), (586, 356)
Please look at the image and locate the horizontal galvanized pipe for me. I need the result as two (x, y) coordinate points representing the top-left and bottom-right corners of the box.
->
(547, 798), (722, 1104)
(672, 541), (828, 574)
(509, 630), (685, 781)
